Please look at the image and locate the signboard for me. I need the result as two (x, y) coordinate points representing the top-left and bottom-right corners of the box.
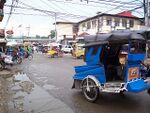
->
(128, 67), (139, 81)
(0, 9), (3, 21)
(6, 30), (14, 35)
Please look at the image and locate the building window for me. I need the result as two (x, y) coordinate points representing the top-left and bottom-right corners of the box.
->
(122, 19), (127, 27)
(98, 17), (103, 30)
(106, 20), (112, 26)
(114, 18), (120, 26)
(82, 23), (85, 28)
(129, 20), (134, 27)
(87, 21), (91, 29)
(106, 17), (112, 26)
(92, 19), (96, 28)
(92, 46), (99, 55)
(82, 23), (86, 31)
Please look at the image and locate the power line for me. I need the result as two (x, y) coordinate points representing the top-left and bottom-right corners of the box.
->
(101, 0), (141, 14)
(17, 1), (87, 18)
(51, 0), (93, 16)
(4, 5), (85, 21)
(48, 0), (143, 18)
(50, 0), (140, 8)
(97, 0), (141, 5)
(81, 0), (141, 8)
(39, 0), (63, 13)
(4, 0), (144, 25)
(27, 0), (44, 9)
(4, 11), (84, 20)
(4, 0), (16, 29)
(49, 0), (110, 8)
(4, 12), (50, 16)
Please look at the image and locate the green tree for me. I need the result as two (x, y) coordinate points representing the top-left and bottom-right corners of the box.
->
(35, 35), (40, 39)
(50, 30), (56, 39)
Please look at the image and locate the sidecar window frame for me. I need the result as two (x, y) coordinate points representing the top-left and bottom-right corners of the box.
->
(92, 46), (99, 55)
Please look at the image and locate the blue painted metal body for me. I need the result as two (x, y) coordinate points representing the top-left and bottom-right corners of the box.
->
(74, 65), (106, 83)
(73, 47), (106, 84)
(128, 54), (145, 62)
(73, 42), (150, 93)
(125, 52), (150, 93)
(85, 47), (101, 65)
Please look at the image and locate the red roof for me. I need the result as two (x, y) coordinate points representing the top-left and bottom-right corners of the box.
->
(78, 32), (89, 37)
(116, 11), (137, 18)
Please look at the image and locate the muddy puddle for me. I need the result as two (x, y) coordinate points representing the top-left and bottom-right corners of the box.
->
(0, 71), (34, 113)
(0, 70), (67, 113)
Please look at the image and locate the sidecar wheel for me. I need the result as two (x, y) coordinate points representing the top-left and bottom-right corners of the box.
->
(82, 78), (99, 102)
(147, 89), (150, 95)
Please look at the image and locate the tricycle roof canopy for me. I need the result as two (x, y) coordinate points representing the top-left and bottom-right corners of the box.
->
(84, 31), (145, 47)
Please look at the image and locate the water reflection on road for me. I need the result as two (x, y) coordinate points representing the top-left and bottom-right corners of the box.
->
(11, 72), (34, 113)
(0, 70), (73, 113)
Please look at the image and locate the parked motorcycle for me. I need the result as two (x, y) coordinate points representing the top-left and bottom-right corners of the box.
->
(0, 55), (13, 70)
(12, 52), (22, 64)
(0, 53), (22, 70)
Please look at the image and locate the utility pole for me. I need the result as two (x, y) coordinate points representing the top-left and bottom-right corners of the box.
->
(144, 0), (150, 58)
(144, 0), (149, 27)
(54, 13), (57, 41)
(26, 25), (30, 42)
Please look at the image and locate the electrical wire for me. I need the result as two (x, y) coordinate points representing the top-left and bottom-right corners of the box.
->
(97, 0), (141, 5)
(50, 0), (93, 16)
(4, 0), (144, 26)
(4, 5), (84, 22)
(50, 0), (140, 8)
(4, 0), (16, 29)
(4, 12), (50, 16)
(40, 0), (70, 14)
(50, 0), (109, 8)
(78, 0), (140, 7)
(17, 1), (87, 18)
(49, 0), (142, 13)
(48, 0), (143, 18)
(101, 0), (141, 14)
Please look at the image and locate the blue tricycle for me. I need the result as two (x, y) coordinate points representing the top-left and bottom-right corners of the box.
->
(72, 31), (150, 102)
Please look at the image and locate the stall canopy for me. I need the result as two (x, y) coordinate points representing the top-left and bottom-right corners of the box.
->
(6, 41), (18, 46)
(47, 43), (61, 47)
(6, 41), (23, 46)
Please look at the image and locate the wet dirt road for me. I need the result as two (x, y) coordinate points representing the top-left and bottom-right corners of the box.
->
(20, 54), (150, 113)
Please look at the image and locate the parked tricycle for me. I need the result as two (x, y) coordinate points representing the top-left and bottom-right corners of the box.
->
(72, 31), (150, 102)
(47, 46), (63, 58)
(72, 43), (85, 59)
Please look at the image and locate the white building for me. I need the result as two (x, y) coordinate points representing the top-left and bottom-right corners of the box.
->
(55, 22), (76, 41)
(55, 11), (145, 44)
(78, 11), (144, 35)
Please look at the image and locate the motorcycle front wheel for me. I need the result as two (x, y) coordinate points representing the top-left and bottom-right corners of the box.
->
(0, 61), (5, 71)
(16, 57), (22, 64)
(28, 55), (33, 60)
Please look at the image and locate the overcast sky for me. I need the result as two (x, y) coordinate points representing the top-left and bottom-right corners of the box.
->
(0, 0), (143, 37)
